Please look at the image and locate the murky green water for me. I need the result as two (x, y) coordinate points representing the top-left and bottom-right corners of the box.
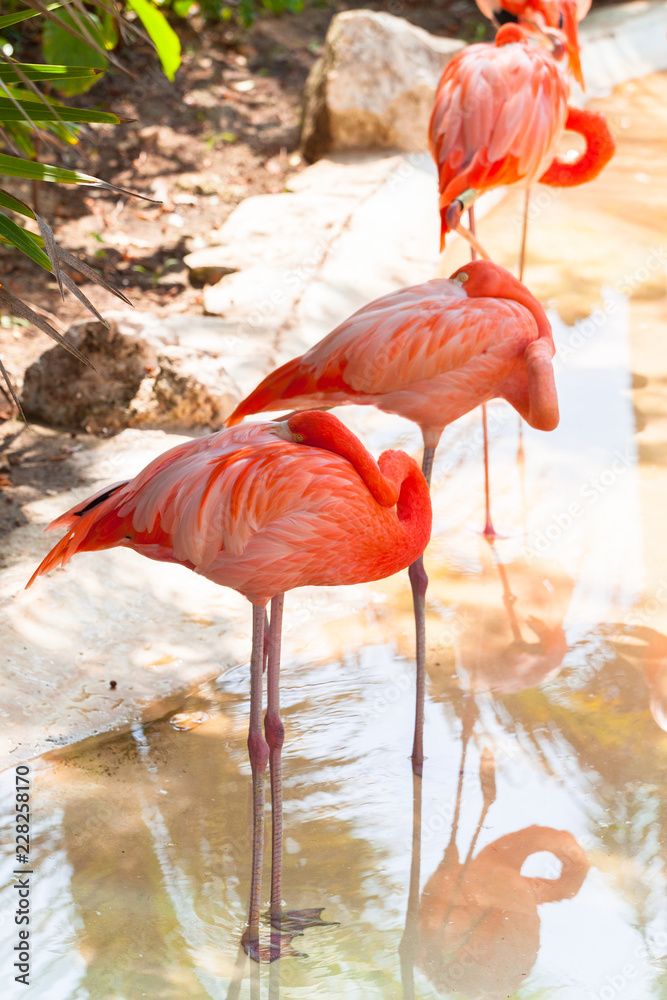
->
(3, 73), (667, 1000)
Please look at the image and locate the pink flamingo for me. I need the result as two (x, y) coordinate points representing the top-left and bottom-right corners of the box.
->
(431, 22), (614, 260)
(225, 259), (559, 774)
(27, 411), (431, 959)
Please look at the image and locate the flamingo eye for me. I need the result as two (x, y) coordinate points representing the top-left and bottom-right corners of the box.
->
(455, 271), (469, 283)
(293, 433), (304, 443)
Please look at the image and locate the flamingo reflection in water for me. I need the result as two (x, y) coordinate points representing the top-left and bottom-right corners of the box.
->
(449, 543), (575, 696)
(400, 702), (590, 999)
(605, 625), (667, 733)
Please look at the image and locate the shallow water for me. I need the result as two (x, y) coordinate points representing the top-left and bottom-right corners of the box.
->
(3, 73), (667, 1000)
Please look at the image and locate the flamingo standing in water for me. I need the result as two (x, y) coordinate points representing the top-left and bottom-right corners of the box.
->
(27, 410), (432, 959)
(475, 0), (591, 88)
(430, 22), (614, 260)
(225, 259), (559, 774)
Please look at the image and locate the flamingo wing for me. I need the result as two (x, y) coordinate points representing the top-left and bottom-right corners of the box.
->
(31, 423), (399, 583)
(303, 281), (538, 396)
(29, 419), (431, 607)
(112, 426), (350, 568)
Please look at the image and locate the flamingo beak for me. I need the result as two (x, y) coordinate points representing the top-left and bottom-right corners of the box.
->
(266, 420), (298, 442)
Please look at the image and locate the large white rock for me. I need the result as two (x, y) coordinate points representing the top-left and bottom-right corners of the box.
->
(301, 10), (463, 161)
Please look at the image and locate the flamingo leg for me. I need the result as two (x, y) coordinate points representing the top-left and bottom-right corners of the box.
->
(398, 769), (422, 1000)
(482, 404), (496, 539)
(445, 197), (491, 260)
(265, 593), (285, 955)
(517, 413), (528, 536)
(491, 548), (523, 643)
(263, 609), (270, 673)
(518, 187), (530, 283)
(516, 187), (530, 533)
(243, 603), (269, 961)
(467, 205), (497, 541)
(409, 445), (435, 777)
(454, 222), (491, 260)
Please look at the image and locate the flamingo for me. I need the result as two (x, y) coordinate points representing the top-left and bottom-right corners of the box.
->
(225, 259), (559, 775)
(475, 0), (591, 88)
(416, 822), (590, 995)
(27, 410), (432, 960)
(431, 22), (614, 260)
(400, 703), (589, 997)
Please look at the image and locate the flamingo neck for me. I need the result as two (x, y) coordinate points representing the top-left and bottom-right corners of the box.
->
(539, 107), (615, 187)
(500, 282), (552, 344)
(378, 450), (432, 554)
(286, 411), (400, 507)
(461, 266), (553, 345)
(479, 825), (589, 900)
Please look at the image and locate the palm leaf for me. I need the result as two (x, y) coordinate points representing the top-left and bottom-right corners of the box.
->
(0, 188), (35, 219)
(0, 357), (24, 420)
(0, 63), (103, 84)
(0, 3), (64, 30)
(0, 97), (127, 124)
(0, 285), (94, 369)
(56, 244), (134, 305)
(0, 152), (160, 202)
(0, 213), (52, 269)
(20, 0), (127, 75)
(127, 0), (181, 82)
(35, 213), (65, 296)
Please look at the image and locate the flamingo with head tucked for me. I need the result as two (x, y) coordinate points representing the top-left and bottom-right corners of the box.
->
(27, 410), (432, 960)
(225, 259), (560, 775)
(431, 22), (614, 260)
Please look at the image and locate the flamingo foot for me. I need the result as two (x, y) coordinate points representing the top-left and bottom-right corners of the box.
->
(483, 516), (499, 540)
(270, 907), (339, 934)
(240, 908), (337, 963)
(241, 926), (306, 963)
